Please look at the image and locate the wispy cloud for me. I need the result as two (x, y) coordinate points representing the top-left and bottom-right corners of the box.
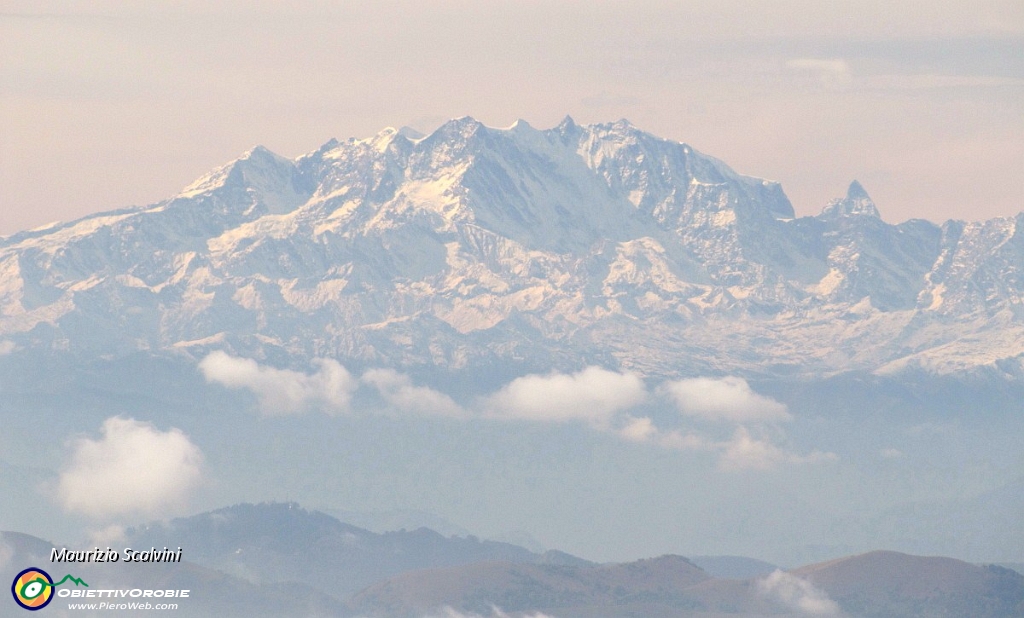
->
(199, 351), (358, 415)
(362, 368), (468, 418)
(786, 58), (850, 75)
(758, 570), (841, 616)
(786, 57), (1024, 93)
(861, 73), (1024, 91)
(719, 427), (837, 472)
(617, 420), (833, 471)
(57, 417), (204, 519)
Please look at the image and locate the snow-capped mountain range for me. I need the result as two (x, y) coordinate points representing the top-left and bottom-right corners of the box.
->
(2, 117), (1022, 379)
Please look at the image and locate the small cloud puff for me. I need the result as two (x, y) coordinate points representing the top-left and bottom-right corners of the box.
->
(758, 570), (841, 616)
(57, 417), (203, 520)
(200, 351), (358, 415)
(482, 367), (646, 427)
(663, 376), (791, 423)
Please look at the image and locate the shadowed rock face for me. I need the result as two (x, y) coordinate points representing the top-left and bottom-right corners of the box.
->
(1, 118), (1022, 380)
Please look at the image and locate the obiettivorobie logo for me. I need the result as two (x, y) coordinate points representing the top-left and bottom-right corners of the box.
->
(11, 567), (88, 611)
(11, 565), (190, 612)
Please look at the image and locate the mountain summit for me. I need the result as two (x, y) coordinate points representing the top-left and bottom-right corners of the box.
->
(821, 180), (881, 218)
(0, 117), (1021, 378)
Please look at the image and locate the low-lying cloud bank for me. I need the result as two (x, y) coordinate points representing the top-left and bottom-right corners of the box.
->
(57, 417), (204, 519)
(200, 352), (835, 471)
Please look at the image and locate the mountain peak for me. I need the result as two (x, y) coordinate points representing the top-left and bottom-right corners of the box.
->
(821, 180), (881, 219)
(397, 126), (425, 140)
(604, 118), (640, 135)
(427, 116), (486, 142)
(847, 179), (870, 201)
(241, 144), (272, 159)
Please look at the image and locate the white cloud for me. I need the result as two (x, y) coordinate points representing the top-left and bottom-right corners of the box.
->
(718, 427), (792, 471)
(362, 368), (467, 418)
(483, 367), (647, 426)
(718, 427), (837, 472)
(199, 351), (358, 415)
(197, 354), (834, 471)
(758, 570), (841, 616)
(880, 448), (904, 459)
(0, 340), (15, 355)
(617, 418), (713, 452)
(623, 423), (835, 471)
(663, 377), (791, 423)
(57, 417), (203, 519)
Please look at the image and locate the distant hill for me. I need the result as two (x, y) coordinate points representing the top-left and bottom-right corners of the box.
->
(121, 502), (577, 599)
(794, 550), (1024, 618)
(1000, 563), (1024, 576)
(350, 548), (1024, 617)
(348, 554), (713, 617)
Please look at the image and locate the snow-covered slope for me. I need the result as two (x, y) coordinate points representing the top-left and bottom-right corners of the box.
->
(1, 117), (1021, 379)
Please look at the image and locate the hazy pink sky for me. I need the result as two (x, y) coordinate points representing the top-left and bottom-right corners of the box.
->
(1, 0), (1022, 235)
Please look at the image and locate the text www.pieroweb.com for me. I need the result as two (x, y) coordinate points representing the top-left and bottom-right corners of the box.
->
(67, 601), (178, 610)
